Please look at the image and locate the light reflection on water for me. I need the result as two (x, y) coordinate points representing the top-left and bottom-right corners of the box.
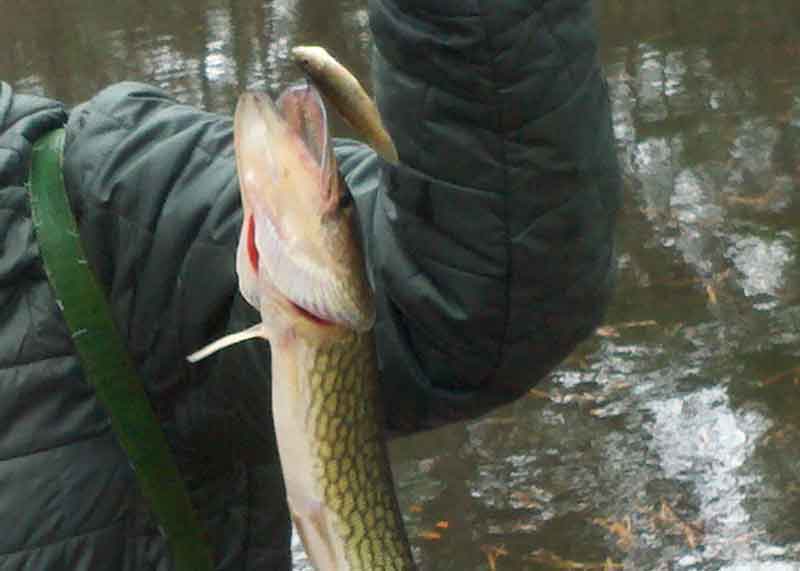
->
(648, 387), (771, 568)
(261, 0), (298, 92)
(204, 8), (236, 85)
(727, 236), (792, 301)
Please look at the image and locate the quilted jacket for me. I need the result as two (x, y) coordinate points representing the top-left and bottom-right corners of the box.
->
(0, 0), (620, 569)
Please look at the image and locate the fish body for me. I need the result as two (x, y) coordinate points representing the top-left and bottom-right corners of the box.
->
(273, 330), (414, 571)
(189, 82), (414, 570)
(292, 46), (399, 165)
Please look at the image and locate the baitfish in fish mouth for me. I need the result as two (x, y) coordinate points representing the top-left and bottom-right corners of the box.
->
(189, 64), (416, 569)
(292, 45), (398, 166)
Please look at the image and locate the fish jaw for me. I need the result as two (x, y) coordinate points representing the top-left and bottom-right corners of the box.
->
(233, 86), (375, 340)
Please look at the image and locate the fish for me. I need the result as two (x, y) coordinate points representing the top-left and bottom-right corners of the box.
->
(188, 82), (416, 570)
(292, 46), (399, 166)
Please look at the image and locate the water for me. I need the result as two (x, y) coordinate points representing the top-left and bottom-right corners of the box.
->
(3, 1), (800, 569)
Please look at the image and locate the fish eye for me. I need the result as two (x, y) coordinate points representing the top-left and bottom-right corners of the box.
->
(338, 187), (354, 210)
(337, 173), (354, 210)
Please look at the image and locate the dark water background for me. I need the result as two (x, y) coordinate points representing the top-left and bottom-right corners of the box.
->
(3, 1), (800, 569)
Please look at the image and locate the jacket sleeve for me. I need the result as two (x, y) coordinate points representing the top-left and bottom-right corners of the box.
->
(353, 0), (622, 433)
(61, 84), (291, 567)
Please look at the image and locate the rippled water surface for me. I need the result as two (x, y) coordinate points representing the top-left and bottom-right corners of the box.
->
(3, 1), (800, 569)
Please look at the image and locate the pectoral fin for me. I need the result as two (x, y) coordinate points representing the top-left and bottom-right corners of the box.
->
(186, 323), (267, 363)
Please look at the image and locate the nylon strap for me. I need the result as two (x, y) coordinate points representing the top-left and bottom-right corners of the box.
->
(28, 128), (214, 571)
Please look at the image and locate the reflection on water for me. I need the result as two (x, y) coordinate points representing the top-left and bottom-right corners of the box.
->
(648, 388), (769, 566)
(0, 0), (371, 115)
(727, 235), (791, 302)
(3, 0), (800, 569)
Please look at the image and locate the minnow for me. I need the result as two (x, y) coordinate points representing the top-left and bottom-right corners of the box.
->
(292, 45), (399, 166)
(189, 83), (415, 570)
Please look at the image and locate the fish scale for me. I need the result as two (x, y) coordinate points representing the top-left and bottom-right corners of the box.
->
(302, 331), (415, 570)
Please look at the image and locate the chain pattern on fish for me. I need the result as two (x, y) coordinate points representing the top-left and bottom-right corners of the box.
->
(303, 331), (415, 570)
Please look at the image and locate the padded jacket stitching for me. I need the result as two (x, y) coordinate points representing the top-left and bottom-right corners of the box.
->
(476, 0), (512, 380)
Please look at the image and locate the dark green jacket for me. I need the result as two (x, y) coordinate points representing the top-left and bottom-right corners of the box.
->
(0, 0), (620, 569)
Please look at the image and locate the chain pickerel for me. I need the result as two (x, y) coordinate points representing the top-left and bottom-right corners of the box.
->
(188, 49), (416, 570)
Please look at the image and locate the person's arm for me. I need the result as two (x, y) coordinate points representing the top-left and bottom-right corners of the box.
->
(351, 0), (622, 433)
(62, 83), (292, 567)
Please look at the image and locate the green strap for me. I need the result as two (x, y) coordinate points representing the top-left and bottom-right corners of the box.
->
(28, 129), (214, 571)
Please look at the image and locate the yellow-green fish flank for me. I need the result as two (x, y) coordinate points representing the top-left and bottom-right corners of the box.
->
(274, 330), (415, 570)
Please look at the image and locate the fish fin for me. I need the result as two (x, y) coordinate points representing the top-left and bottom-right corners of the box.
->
(186, 323), (266, 363)
(289, 496), (339, 571)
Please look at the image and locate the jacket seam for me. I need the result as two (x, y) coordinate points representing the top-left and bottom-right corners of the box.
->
(0, 352), (78, 374)
(0, 515), (127, 557)
(67, 96), (230, 211)
(74, 182), (236, 254)
(242, 464), (253, 570)
(540, 0), (580, 89)
(475, 1), (512, 384)
(0, 425), (110, 464)
(78, 101), (225, 169)
(387, 286), (496, 359)
(413, 249), (505, 281)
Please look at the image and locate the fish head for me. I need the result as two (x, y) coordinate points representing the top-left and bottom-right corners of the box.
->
(233, 84), (375, 341)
